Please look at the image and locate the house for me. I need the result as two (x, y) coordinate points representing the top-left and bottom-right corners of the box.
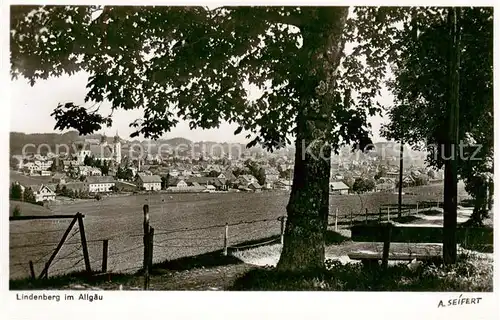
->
(52, 173), (67, 184)
(168, 178), (188, 188)
(24, 162), (39, 173)
(273, 179), (292, 191)
(187, 177), (227, 191)
(403, 175), (415, 186)
(62, 160), (79, 170)
(237, 174), (257, 187)
(385, 171), (400, 179)
(375, 178), (396, 192)
(28, 184), (56, 202)
(329, 181), (349, 195)
(222, 170), (236, 183)
(182, 169), (192, 177)
(34, 160), (52, 171)
(136, 174), (162, 191)
(40, 170), (51, 176)
(85, 176), (115, 193)
(78, 166), (102, 177)
(264, 168), (280, 182)
(248, 182), (262, 192)
(217, 173), (227, 179)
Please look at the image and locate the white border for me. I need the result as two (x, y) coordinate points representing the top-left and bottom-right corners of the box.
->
(1, 2), (499, 320)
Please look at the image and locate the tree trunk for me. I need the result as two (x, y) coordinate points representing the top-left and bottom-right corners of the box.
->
(443, 7), (461, 265)
(277, 117), (331, 272)
(398, 140), (404, 218)
(276, 7), (348, 272)
(469, 177), (488, 225)
(487, 178), (493, 211)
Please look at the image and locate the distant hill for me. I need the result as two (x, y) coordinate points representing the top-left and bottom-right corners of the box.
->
(10, 131), (81, 155)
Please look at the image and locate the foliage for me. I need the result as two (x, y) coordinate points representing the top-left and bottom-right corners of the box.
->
(23, 187), (36, 203)
(207, 170), (220, 178)
(10, 183), (23, 200)
(352, 177), (375, 193)
(231, 255), (492, 291)
(83, 155), (93, 166)
(232, 167), (249, 178)
(244, 159), (266, 185)
(9, 6), (403, 150)
(342, 176), (355, 189)
(58, 185), (77, 198)
(374, 167), (386, 180)
(10, 5), (429, 271)
(49, 159), (59, 172)
(13, 205), (22, 217)
(116, 166), (134, 181)
(278, 167), (293, 180)
(427, 169), (436, 179)
(380, 8), (493, 221)
(160, 174), (170, 189)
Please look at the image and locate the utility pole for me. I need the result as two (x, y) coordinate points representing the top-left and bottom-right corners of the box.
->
(443, 7), (461, 264)
(398, 140), (404, 218)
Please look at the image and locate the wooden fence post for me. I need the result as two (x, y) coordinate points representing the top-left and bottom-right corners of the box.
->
(223, 223), (229, 256)
(143, 204), (150, 274)
(365, 208), (368, 224)
(102, 240), (109, 273)
(381, 224), (392, 270)
(280, 217), (285, 245)
(379, 208), (382, 223)
(29, 261), (35, 279)
(148, 227), (155, 273)
(39, 214), (79, 279)
(387, 207), (390, 222)
(335, 208), (338, 231)
(77, 213), (92, 273)
(416, 202), (419, 214)
(350, 210), (353, 227)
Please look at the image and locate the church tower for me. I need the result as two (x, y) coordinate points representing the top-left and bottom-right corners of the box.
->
(114, 131), (122, 164)
(100, 133), (108, 146)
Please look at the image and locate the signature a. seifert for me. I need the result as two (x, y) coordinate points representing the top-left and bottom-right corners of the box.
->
(438, 294), (483, 308)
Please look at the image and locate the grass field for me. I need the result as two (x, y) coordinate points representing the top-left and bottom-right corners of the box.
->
(10, 171), (53, 186)
(9, 200), (52, 217)
(9, 182), (469, 279)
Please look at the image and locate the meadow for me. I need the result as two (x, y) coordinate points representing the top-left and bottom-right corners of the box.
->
(9, 182), (468, 279)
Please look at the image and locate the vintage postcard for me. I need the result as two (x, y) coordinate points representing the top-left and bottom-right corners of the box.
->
(2, 1), (498, 320)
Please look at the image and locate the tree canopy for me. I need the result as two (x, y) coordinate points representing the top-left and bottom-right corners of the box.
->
(11, 5), (439, 270)
(380, 7), (493, 224)
(10, 6), (404, 150)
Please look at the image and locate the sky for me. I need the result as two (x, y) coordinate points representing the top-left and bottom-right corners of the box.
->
(10, 71), (390, 144)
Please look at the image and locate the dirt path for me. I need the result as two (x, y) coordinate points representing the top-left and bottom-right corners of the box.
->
(62, 263), (257, 291)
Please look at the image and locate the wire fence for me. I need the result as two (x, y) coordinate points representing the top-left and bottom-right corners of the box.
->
(9, 199), (449, 281)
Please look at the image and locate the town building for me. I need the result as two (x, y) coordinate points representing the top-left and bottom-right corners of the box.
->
(28, 184), (56, 202)
(329, 181), (350, 195)
(136, 174), (162, 191)
(85, 176), (115, 193)
(78, 133), (122, 165)
(52, 173), (67, 184)
(264, 168), (280, 182)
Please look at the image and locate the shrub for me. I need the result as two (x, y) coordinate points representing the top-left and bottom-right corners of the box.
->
(13, 205), (22, 217)
(231, 256), (493, 292)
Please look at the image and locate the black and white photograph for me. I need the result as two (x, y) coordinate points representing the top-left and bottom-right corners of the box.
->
(2, 1), (498, 319)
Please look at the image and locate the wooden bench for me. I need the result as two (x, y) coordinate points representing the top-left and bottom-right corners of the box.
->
(348, 223), (493, 268)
